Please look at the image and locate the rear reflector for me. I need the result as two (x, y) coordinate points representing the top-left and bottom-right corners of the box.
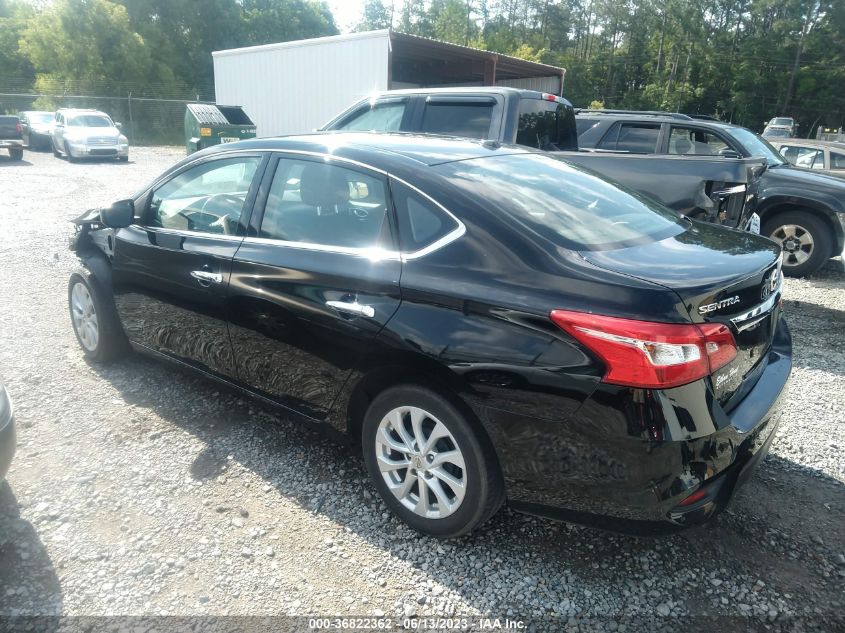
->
(550, 310), (738, 389)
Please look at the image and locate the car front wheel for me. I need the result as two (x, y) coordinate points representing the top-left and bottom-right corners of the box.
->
(68, 274), (128, 362)
(362, 385), (504, 538)
(763, 211), (832, 277)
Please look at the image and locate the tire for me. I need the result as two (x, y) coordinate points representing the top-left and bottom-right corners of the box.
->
(763, 211), (832, 277)
(65, 142), (77, 163)
(361, 384), (504, 538)
(68, 273), (129, 362)
(8, 148), (22, 161)
(118, 155), (129, 163)
(52, 139), (60, 157)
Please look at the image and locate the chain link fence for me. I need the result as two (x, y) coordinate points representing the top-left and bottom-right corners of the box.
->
(0, 92), (215, 146)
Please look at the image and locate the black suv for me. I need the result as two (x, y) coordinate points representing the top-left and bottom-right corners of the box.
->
(577, 111), (845, 276)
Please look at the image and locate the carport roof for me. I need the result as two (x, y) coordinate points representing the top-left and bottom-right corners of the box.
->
(388, 30), (566, 82)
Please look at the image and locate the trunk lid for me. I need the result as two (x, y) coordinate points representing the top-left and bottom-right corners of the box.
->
(579, 221), (783, 407)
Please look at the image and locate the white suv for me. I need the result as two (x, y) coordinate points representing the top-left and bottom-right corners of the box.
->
(52, 108), (129, 162)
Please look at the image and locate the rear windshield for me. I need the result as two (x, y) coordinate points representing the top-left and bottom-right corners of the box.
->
(516, 99), (578, 151)
(435, 153), (684, 250)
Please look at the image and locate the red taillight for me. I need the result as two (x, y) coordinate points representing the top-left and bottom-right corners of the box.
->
(15, 122), (22, 134)
(541, 93), (559, 102)
(678, 488), (708, 506)
(549, 310), (737, 389)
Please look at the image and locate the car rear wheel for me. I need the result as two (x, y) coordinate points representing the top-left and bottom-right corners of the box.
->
(362, 385), (504, 538)
(763, 211), (832, 277)
(68, 274), (128, 362)
(8, 148), (22, 161)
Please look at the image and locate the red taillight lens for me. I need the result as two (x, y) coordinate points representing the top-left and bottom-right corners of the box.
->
(678, 488), (709, 506)
(15, 122), (22, 134)
(549, 310), (737, 389)
(541, 93), (559, 102)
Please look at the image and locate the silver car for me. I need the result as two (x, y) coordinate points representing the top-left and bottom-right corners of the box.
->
(51, 108), (129, 162)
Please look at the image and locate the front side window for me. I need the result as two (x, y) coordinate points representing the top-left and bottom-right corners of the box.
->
(333, 99), (406, 132)
(436, 153), (684, 250)
(669, 127), (729, 155)
(420, 100), (494, 139)
(148, 156), (261, 234)
(598, 122), (660, 153)
(259, 158), (389, 250)
(780, 146), (823, 169)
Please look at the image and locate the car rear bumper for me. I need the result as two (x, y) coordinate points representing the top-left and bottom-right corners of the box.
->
(0, 387), (15, 480)
(489, 319), (792, 535)
(0, 140), (23, 149)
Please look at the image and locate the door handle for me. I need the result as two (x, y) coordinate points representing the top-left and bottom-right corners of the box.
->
(326, 300), (375, 318)
(190, 270), (223, 286)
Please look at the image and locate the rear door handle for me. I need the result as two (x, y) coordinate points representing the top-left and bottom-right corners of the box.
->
(326, 300), (375, 318)
(190, 270), (223, 286)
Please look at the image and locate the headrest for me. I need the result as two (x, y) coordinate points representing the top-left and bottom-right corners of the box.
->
(674, 137), (692, 154)
(299, 163), (349, 209)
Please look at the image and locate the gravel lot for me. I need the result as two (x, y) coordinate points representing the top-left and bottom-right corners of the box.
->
(0, 147), (843, 632)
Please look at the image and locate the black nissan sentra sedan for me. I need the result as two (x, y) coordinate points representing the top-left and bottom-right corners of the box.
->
(67, 133), (791, 538)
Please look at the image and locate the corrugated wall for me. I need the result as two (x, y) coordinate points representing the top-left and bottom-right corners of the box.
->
(497, 76), (562, 95)
(213, 32), (391, 137)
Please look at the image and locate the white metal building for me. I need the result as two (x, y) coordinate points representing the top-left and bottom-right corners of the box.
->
(213, 29), (566, 137)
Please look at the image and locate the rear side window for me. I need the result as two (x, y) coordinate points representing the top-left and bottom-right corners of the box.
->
(259, 158), (389, 250)
(831, 152), (845, 169)
(435, 153), (684, 251)
(516, 99), (578, 151)
(420, 100), (493, 139)
(598, 122), (660, 153)
(332, 99), (406, 132)
(391, 180), (459, 252)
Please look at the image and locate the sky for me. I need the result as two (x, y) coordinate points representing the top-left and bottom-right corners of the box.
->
(327, 0), (373, 33)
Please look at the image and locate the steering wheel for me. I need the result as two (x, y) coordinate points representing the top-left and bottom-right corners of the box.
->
(200, 193), (243, 212)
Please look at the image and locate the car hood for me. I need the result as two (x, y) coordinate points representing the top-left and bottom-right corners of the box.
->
(761, 163), (845, 195)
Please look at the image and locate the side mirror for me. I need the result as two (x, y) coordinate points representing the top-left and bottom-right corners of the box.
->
(115, 122), (122, 129)
(100, 199), (134, 228)
(718, 149), (741, 159)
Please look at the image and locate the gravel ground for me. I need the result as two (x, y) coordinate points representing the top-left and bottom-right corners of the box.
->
(0, 147), (843, 632)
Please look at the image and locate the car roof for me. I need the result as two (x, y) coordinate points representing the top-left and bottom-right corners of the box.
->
(574, 111), (741, 131)
(208, 132), (537, 168)
(777, 138), (845, 150)
(57, 108), (108, 115)
(351, 86), (554, 100)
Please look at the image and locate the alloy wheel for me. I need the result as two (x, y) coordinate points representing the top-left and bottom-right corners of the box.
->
(771, 223), (814, 267)
(71, 282), (99, 351)
(374, 406), (467, 519)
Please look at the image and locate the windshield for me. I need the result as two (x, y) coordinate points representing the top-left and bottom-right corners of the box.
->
(435, 153), (684, 250)
(763, 128), (790, 138)
(68, 115), (112, 127)
(772, 118), (793, 126)
(730, 127), (786, 166)
(30, 113), (54, 123)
